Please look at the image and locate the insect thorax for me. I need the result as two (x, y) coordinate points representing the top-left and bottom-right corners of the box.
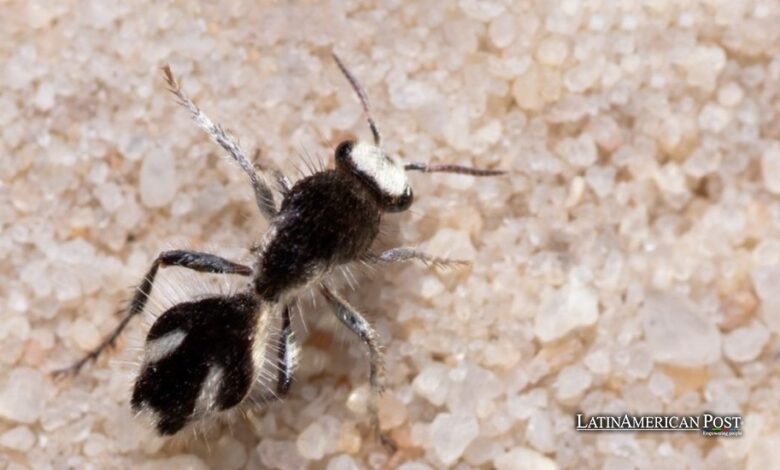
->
(254, 170), (382, 301)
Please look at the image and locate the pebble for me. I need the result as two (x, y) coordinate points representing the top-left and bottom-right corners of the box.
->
(95, 182), (125, 212)
(389, 80), (439, 110)
(326, 454), (360, 470)
(459, 0), (505, 21)
(557, 134), (598, 168)
(648, 372), (675, 403)
(489, 15), (517, 48)
(137, 455), (208, 470)
(397, 463), (433, 470)
(761, 143), (780, 194)
(207, 435), (247, 470)
(34, 82), (55, 111)
(257, 439), (307, 470)
(554, 364), (593, 402)
(297, 421), (328, 460)
(464, 437), (503, 466)
(717, 82), (744, 107)
(494, 446), (557, 470)
(525, 410), (555, 453)
(698, 103), (730, 133)
(0, 335), (24, 365)
(336, 424), (361, 454)
(513, 65), (544, 111)
(536, 36), (569, 66)
(586, 116), (622, 152)
(419, 275), (445, 299)
(139, 151), (177, 208)
(71, 318), (101, 351)
(534, 279), (599, 342)
(723, 321), (770, 363)
(583, 348), (611, 376)
(750, 266), (780, 333)
(413, 363), (450, 406)
(425, 228), (477, 261)
(653, 162), (690, 208)
(563, 60), (603, 93)
(0, 426), (36, 452)
(746, 432), (780, 469)
(0, 368), (48, 424)
(378, 394), (408, 430)
(446, 364), (503, 414)
(482, 339), (521, 369)
(346, 384), (369, 415)
(641, 292), (721, 367)
(0, 315), (30, 340)
(429, 412), (480, 465)
(683, 45), (726, 91)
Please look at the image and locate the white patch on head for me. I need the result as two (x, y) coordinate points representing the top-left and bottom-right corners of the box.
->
(349, 142), (408, 196)
(143, 329), (187, 363)
(193, 364), (224, 416)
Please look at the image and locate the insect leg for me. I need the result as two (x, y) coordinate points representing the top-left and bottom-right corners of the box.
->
(364, 247), (470, 270)
(321, 286), (397, 452)
(252, 148), (292, 196)
(52, 250), (252, 377)
(275, 305), (297, 396)
(249, 305), (297, 406)
(162, 65), (278, 221)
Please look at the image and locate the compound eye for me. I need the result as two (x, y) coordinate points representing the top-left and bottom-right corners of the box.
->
(334, 140), (355, 168)
(386, 184), (413, 212)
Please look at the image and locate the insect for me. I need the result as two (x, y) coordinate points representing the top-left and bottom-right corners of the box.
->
(54, 52), (503, 449)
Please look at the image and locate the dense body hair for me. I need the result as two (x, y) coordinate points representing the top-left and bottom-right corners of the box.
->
(131, 294), (263, 435)
(255, 170), (381, 302)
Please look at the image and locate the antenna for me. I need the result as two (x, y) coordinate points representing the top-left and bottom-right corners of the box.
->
(331, 52), (382, 146)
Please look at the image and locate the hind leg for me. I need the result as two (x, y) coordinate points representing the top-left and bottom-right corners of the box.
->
(53, 250), (252, 377)
(252, 305), (298, 404)
(275, 305), (297, 396)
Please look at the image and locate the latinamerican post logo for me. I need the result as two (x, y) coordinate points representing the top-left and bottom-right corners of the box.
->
(575, 412), (742, 437)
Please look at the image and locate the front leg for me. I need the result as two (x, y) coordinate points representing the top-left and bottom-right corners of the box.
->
(320, 286), (396, 451)
(364, 247), (470, 270)
(53, 250), (252, 377)
(163, 66), (278, 221)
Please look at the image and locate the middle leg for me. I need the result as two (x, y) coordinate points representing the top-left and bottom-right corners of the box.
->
(321, 285), (397, 451)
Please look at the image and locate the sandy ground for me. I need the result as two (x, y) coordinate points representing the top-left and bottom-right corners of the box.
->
(2, 0), (780, 468)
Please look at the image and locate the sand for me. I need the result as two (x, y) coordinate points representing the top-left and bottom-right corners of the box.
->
(2, 0), (780, 468)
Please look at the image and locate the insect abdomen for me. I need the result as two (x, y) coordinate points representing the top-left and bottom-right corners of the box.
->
(131, 293), (262, 435)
